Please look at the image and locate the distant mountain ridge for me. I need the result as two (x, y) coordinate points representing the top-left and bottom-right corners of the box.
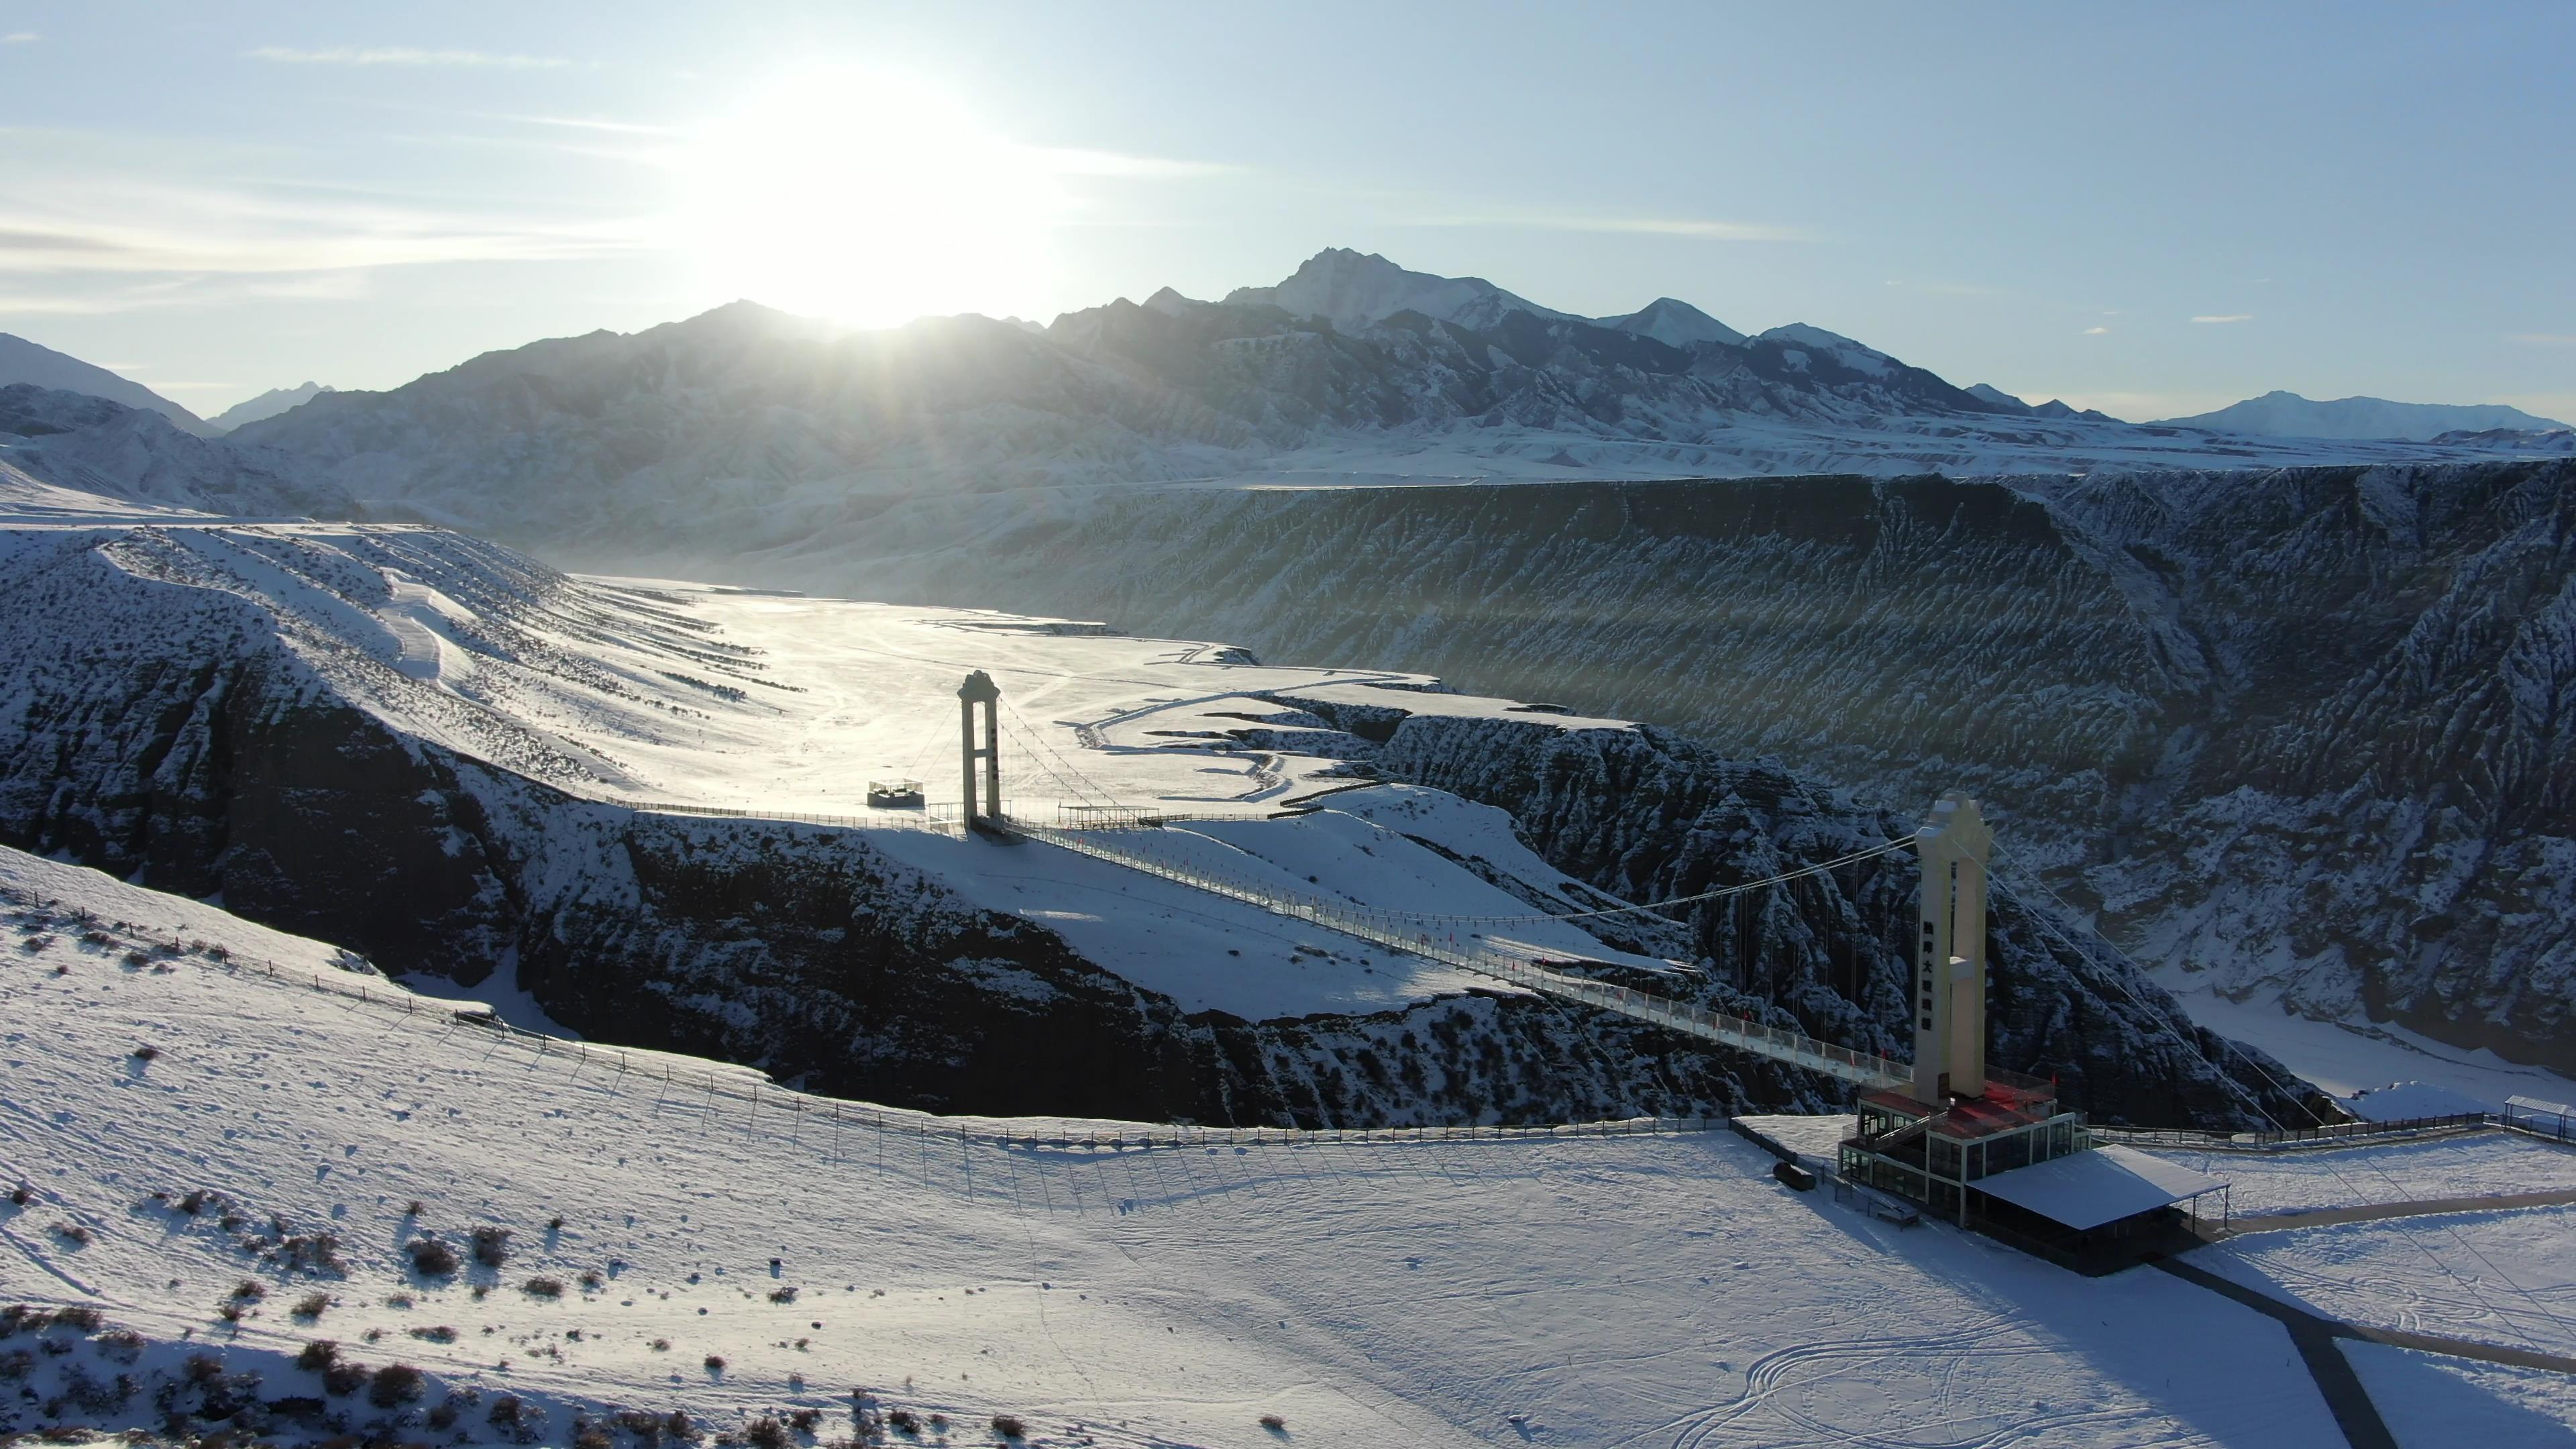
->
(209, 380), (335, 433)
(2153, 390), (2571, 441)
(0, 332), (213, 435)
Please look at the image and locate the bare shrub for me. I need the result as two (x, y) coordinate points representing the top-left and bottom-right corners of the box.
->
(886, 1408), (919, 1434)
(768, 1285), (798, 1303)
(407, 1238), (460, 1277)
(471, 1225), (512, 1268)
(744, 1417), (790, 1449)
(790, 1408), (822, 1433)
(178, 1188), (216, 1216)
(229, 1279), (265, 1301)
(580, 1269), (604, 1291)
(296, 1339), (339, 1371)
(129, 1044), (158, 1061)
(522, 1276), (565, 1299)
(291, 1292), (329, 1320)
(409, 1325), (458, 1343)
(5, 1185), (30, 1207)
(992, 1414), (1025, 1440)
(50, 1221), (93, 1246)
(488, 1392), (525, 1426)
(273, 1230), (346, 1275)
(368, 1360), (426, 1408)
(322, 1358), (372, 1397)
(573, 1426), (613, 1449)
(1260, 1413), (1287, 1432)
(702, 1353), (725, 1373)
(428, 1399), (460, 1430)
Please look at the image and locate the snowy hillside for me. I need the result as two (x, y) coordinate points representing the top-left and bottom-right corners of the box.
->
(213, 249), (2571, 559)
(712, 459), (2576, 1090)
(7, 847), (2574, 1447)
(2156, 390), (2573, 441)
(1, 385), (358, 519)
(0, 502), (2304, 1128)
(0, 331), (211, 435)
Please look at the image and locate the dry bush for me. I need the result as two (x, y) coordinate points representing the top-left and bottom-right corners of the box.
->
(229, 1279), (264, 1301)
(322, 1358), (373, 1397)
(49, 1221), (92, 1246)
(409, 1325), (458, 1343)
(129, 1044), (158, 1061)
(471, 1225), (513, 1268)
(291, 1292), (330, 1320)
(744, 1417), (790, 1449)
(522, 1276), (565, 1299)
(407, 1238), (461, 1277)
(991, 1414), (1025, 1440)
(296, 1339), (339, 1371)
(1260, 1413), (1287, 1431)
(5, 1185), (30, 1207)
(768, 1285), (798, 1304)
(702, 1353), (726, 1373)
(368, 1360), (426, 1408)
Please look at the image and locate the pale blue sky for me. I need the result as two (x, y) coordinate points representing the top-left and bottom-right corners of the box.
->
(2, 1), (2569, 421)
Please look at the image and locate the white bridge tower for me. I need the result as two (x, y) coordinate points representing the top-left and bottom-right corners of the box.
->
(1912, 792), (1992, 1106)
(959, 669), (1002, 824)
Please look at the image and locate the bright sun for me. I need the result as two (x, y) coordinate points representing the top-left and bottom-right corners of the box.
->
(680, 69), (1059, 329)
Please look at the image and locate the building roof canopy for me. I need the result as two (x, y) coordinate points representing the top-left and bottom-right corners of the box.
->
(1973, 1144), (2227, 1232)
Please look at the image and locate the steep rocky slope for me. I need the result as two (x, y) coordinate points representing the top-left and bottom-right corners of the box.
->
(1, 384), (358, 518)
(0, 511), (2303, 1128)
(730, 460), (2576, 1075)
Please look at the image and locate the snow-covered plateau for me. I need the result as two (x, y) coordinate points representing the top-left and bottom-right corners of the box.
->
(7, 849), (2576, 1448)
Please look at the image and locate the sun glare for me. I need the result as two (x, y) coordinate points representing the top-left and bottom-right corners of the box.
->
(680, 69), (1058, 329)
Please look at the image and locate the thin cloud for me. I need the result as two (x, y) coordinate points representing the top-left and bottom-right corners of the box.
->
(3, 32), (38, 44)
(2192, 313), (2253, 324)
(1417, 211), (1803, 241)
(1034, 147), (1241, 180)
(477, 112), (678, 137)
(2508, 333), (2576, 346)
(2082, 326), (2110, 335)
(248, 46), (569, 69)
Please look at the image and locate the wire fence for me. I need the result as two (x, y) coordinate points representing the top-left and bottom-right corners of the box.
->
(47, 938), (1731, 1155)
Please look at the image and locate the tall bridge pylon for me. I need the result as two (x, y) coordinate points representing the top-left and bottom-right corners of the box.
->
(958, 669), (1002, 826)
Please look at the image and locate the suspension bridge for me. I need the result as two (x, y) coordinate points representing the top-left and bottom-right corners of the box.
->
(924, 668), (1923, 1090)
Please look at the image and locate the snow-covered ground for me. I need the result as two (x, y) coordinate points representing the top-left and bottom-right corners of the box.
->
(2147, 1134), (2576, 1218)
(12, 846), (2575, 1445)
(2154, 979), (2576, 1118)
(2207, 1206), (2576, 1360)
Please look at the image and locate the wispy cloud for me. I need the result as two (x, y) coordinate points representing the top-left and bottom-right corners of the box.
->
(1413, 211), (1801, 241)
(2082, 325), (2110, 335)
(3, 32), (38, 44)
(2509, 333), (2576, 346)
(1034, 148), (1240, 180)
(248, 46), (569, 69)
(476, 112), (678, 137)
(2192, 313), (2254, 324)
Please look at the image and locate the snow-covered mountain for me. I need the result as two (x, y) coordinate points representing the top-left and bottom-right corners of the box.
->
(208, 379), (335, 432)
(217, 249), (2573, 557)
(1218, 246), (1583, 332)
(0, 384), (358, 518)
(708, 458), (2576, 1083)
(0, 330), (213, 435)
(2154, 390), (2572, 440)
(0, 500), (2304, 1129)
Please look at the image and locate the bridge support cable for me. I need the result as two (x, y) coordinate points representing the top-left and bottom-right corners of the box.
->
(1012, 818), (1913, 1091)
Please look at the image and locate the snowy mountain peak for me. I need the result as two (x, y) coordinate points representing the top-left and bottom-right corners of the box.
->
(207, 380), (333, 433)
(1224, 247), (1576, 333)
(1603, 297), (1746, 349)
(2152, 390), (2575, 441)
(1966, 382), (2028, 410)
(1142, 286), (1205, 317)
(1756, 323), (1897, 378)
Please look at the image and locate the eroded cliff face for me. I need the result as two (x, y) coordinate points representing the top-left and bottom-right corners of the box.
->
(765, 462), (2576, 1073)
